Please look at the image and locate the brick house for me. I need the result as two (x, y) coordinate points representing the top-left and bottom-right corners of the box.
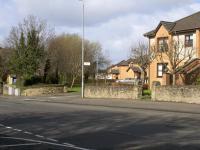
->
(107, 59), (143, 80)
(144, 11), (200, 87)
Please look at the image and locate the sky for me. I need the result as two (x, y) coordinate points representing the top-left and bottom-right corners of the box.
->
(0, 0), (200, 63)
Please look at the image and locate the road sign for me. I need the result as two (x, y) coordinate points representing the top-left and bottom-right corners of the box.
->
(84, 62), (91, 66)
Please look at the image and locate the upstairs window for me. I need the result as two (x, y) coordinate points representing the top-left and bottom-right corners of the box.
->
(185, 34), (193, 47)
(158, 38), (168, 52)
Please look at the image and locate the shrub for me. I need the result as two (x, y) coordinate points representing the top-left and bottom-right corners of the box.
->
(24, 76), (43, 86)
(143, 89), (151, 96)
(142, 84), (149, 90)
(196, 77), (200, 85)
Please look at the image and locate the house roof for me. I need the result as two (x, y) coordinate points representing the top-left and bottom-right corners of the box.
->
(176, 58), (200, 74)
(116, 60), (129, 66)
(144, 11), (200, 37)
(116, 59), (138, 67)
(172, 11), (200, 32)
(127, 66), (142, 73)
(107, 58), (138, 71)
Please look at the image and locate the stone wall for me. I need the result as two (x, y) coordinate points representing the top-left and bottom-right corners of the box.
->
(84, 85), (142, 99)
(152, 85), (200, 104)
(22, 86), (64, 96)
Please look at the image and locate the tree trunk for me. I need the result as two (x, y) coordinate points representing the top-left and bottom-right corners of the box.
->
(172, 73), (176, 86)
(70, 77), (76, 88)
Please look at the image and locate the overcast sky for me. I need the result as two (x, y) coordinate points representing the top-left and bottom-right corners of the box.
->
(0, 0), (200, 63)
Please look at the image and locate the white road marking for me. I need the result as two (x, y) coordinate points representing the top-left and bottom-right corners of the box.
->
(0, 123), (90, 150)
(13, 129), (22, 132)
(0, 137), (90, 150)
(35, 135), (44, 138)
(46, 138), (58, 142)
(5, 126), (12, 129)
(24, 131), (33, 135)
(63, 143), (75, 147)
(0, 124), (4, 127)
(0, 143), (41, 148)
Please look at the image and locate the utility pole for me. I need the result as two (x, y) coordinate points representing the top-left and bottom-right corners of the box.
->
(79, 0), (85, 98)
(96, 54), (98, 80)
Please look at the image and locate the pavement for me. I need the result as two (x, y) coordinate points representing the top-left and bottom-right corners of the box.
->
(1, 93), (200, 149)
(4, 93), (200, 114)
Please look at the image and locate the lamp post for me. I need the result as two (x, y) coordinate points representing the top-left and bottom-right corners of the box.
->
(80, 0), (85, 98)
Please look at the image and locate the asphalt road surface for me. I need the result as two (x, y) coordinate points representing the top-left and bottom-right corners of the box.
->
(1, 95), (200, 150)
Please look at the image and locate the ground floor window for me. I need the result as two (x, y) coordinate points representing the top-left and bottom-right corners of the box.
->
(157, 63), (167, 78)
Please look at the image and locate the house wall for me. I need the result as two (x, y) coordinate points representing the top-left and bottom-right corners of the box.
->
(149, 25), (172, 87)
(107, 66), (119, 79)
(149, 25), (200, 87)
(196, 29), (200, 57)
(118, 66), (135, 79)
(108, 65), (136, 80)
(173, 33), (197, 59)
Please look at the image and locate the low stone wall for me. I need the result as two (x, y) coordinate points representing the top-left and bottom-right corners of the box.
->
(22, 86), (64, 96)
(84, 85), (142, 99)
(152, 85), (200, 104)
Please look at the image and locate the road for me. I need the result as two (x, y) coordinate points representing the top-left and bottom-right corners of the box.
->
(0, 95), (200, 149)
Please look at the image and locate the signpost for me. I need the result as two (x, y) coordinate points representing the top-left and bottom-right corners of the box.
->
(84, 62), (91, 66)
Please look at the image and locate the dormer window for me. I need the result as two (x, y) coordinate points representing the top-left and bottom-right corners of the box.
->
(185, 34), (193, 47)
(158, 37), (168, 52)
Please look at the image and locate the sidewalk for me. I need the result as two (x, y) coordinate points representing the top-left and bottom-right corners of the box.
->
(2, 93), (200, 114)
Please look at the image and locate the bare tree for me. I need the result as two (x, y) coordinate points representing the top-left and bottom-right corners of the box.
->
(48, 34), (109, 88)
(152, 40), (195, 85)
(130, 42), (155, 82)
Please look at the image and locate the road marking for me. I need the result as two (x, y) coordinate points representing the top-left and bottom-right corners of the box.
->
(13, 129), (22, 132)
(0, 143), (41, 148)
(0, 137), (90, 150)
(46, 138), (58, 142)
(0, 123), (90, 150)
(24, 131), (33, 135)
(5, 126), (12, 129)
(63, 143), (75, 146)
(0, 124), (4, 126)
(35, 135), (44, 138)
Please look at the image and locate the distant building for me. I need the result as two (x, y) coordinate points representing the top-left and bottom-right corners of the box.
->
(107, 59), (144, 80)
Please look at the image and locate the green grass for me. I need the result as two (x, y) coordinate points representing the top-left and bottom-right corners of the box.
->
(68, 86), (81, 93)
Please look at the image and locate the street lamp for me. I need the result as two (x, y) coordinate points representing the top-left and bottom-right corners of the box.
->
(79, 0), (85, 98)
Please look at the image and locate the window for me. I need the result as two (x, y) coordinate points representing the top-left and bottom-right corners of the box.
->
(185, 34), (193, 47)
(157, 63), (167, 78)
(158, 38), (168, 52)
